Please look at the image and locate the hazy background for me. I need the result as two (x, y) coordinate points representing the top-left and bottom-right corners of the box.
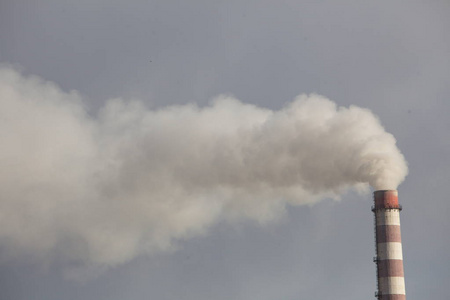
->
(1, 1), (449, 299)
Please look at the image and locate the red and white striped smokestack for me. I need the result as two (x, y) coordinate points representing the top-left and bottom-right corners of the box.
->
(372, 190), (406, 300)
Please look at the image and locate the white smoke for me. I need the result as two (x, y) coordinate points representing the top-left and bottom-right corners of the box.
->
(0, 67), (407, 268)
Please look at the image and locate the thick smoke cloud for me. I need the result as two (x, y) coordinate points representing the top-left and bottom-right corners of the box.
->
(0, 67), (407, 268)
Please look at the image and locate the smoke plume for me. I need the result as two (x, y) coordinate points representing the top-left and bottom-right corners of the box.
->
(0, 67), (407, 268)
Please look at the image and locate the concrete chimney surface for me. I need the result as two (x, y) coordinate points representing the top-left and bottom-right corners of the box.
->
(373, 190), (406, 300)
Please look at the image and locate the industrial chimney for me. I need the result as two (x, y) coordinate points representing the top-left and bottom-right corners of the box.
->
(372, 190), (406, 300)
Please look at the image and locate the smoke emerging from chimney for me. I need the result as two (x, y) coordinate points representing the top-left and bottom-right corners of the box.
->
(0, 67), (408, 269)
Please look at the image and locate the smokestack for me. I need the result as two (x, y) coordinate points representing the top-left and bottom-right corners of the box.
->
(372, 190), (406, 300)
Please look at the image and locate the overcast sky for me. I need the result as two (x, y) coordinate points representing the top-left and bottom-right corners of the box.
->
(1, 1), (449, 299)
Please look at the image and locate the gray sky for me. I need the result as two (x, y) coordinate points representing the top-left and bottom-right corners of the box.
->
(1, 1), (449, 299)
